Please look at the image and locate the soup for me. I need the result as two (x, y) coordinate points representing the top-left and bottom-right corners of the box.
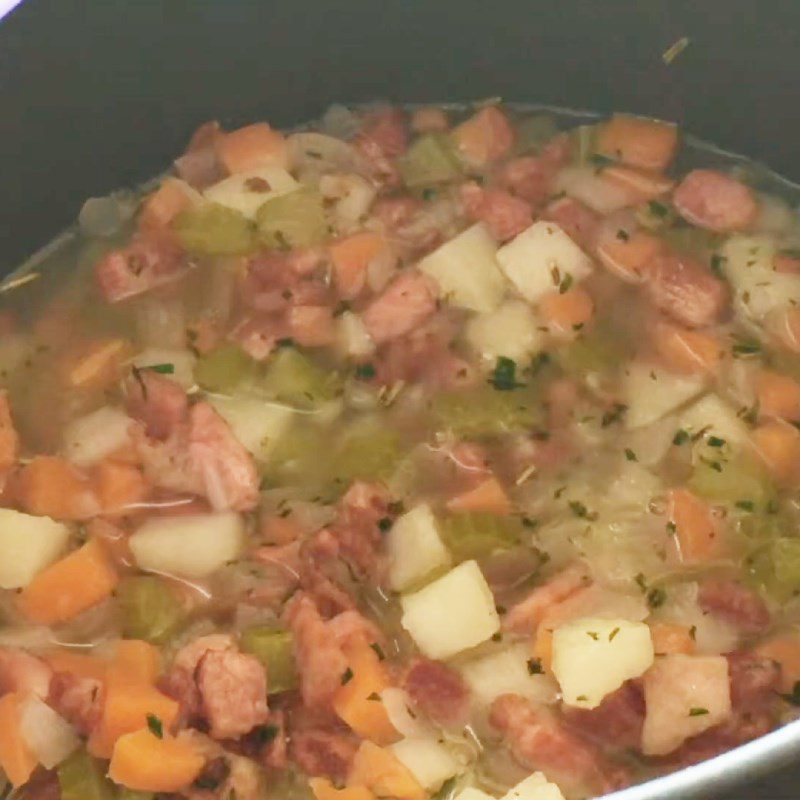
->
(1, 102), (800, 800)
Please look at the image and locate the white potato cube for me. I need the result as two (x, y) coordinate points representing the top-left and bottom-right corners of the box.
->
(418, 223), (507, 313)
(130, 512), (244, 578)
(501, 772), (566, 800)
(459, 643), (558, 708)
(622, 361), (705, 429)
(204, 167), (299, 219)
(554, 166), (633, 214)
(552, 617), (654, 709)
(387, 504), (451, 592)
(496, 221), (593, 305)
(401, 560), (500, 659)
(209, 395), (294, 461)
(678, 394), (750, 448)
(465, 300), (545, 364)
(132, 347), (197, 390)
(336, 311), (376, 359)
(0, 333), (34, 377)
(62, 406), (134, 467)
(390, 738), (460, 791)
(641, 654), (731, 755)
(19, 694), (79, 769)
(0, 509), (70, 589)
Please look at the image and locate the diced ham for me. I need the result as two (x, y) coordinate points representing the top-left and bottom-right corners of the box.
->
(727, 652), (781, 713)
(174, 120), (226, 188)
(372, 197), (422, 231)
(541, 196), (601, 251)
(673, 169), (758, 233)
(125, 371), (188, 440)
(642, 252), (729, 328)
(362, 271), (438, 345)
(229, 316), (281, 362)
(95, 236), (187, 304)
(489, 693), (630, 795)
(358, 107), (408, 159)
(298, 530), (358, 617)
(260, 709), (288, 770)
(287, 703), (359, 782)
(697, 579), (770, 635)
(242, 251), (330, 315)
(287, 306), (335, 347)
(563, 681), (645, 751)
(503, 564), (592, 634)
(48, 671), (103, 736)
(499, 156), (554, 208)
(403, 657), (470, 728)
(197, 648), (269, 740)
(0, 647), (52, 699)
(459, 182), (533, 242)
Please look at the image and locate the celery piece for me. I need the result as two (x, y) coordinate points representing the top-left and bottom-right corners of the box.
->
(58, 749), (115, 800)
(556, 320), (630, 378)
(256, 187), (328, 250)
(689, 453), (774, 508)
(513, 115), (559, 155)
(240, 627), (298, 693)
(635, 200), (677, 232)
(748, 537), (800, 602)
(332, 418), (403, 482)
(194, 344), (257, 393)
(267, 422), (329, 481)
(572, 124), (597, 165)
(173, 202), (256, 256)
(440, 512), (520, 561)
(117, 576), (185, 644)
(431, 385), (543, 438)
(260, 347), (341, 409)
(399, 134), (462, 188)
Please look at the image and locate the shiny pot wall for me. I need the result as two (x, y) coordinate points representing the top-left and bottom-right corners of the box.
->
(2, 1), (800, 798)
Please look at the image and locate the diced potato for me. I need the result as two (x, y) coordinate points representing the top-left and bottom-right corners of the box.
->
(129, 512), (244, 578)
(0, 509), (70, 589)
(418, 223), (507, 313)
(389, 738), (460, 791)
(204, 167), (299, 219)
(496, 221), (593, 305)
(19, 694), (79, 769)
(551, 617), (654, 709)
(641, 653), (731, 756)
(0, 333), (34, 379)
(387, 504), (451, 592)
(459, 643), (558, 708)
(132, 348), (197, 390)
(62, 407), (134, 467)
(400, 560), (499, 659)
(678, 393), (750, 448)
(208, 395), (294, 461)
(465, 300), (545, 364)
(336, 312), (376, 359)
(622, 361), (705, 429)
(500, 772), (566, 800)
(554, 166), (632, 214)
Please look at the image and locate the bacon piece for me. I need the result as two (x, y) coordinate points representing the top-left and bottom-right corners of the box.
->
(362, 271), (438, 345)
(288, 704), (359, 782)
(48, 671), (103, 736)
(541, 197), (601, 251)
(403, 658), (470, 728)
(698, 579), (770, 635)
(563, 682), (644, 751)
(673, 169), (758, 232)
(460, 182), (533, 241)
(125, 371), (188, 440)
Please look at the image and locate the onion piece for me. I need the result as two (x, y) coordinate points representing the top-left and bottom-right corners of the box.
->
(318, 104), (361, 140)
(380, 687), (435, 739)
(19, 694), (80, 769)
(288, 133), (371, 179)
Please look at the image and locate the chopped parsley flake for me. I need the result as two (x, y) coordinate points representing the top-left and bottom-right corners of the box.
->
(559, 273), (574, 294)
(707, 436), (726, 448)
(735, 500), (755, 512)
(601, 403), (627, 428)
(673, 429), (690, 446)
(647, 587), (667, 609)
(355, 362), (376, 379)
(370, 642), (386, 661)
(341, 667), (354, 685)
(688, 707), (709, 717)
(146, 713), (163, 739)
(142, 363), (174, 374)
(608, 627), (620, 641)
(624, 448), (637, 462)
(732, 339), (761, 357)
(648, 200), (669, 218)
(780, 681), (800, 706)
(488, 356), (525, 391)
(527, 658), (544, 675)
(377, 517), (393, 533)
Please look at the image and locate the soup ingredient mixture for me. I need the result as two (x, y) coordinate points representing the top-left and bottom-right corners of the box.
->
(1, 103), (800, 800)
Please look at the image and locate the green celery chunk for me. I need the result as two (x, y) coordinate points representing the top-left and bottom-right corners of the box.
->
(331, 417), (403, 482)
(440, 512), (520, 561)
(748, 537), (800, 601)
(117, 576), (185, 644)
(256, 187), (328, 250)
(431, 385), (543, 438)
(260, 347), (341, 409)
(173, 202), (256, 255)
(194, 344), (257, 393)
(399, 134), (462, 188)
(267, 423), (329, 482)
(513, 115), (559, 155)
(58, 749), (115, 800)
(240, 627), (298, 693)
(690, 453), (774, 508)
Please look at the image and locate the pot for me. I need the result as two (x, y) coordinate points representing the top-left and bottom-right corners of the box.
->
(1, 1), (799, 797)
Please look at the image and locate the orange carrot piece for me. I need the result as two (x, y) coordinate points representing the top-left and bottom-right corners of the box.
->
(348, 741), (425, 800)
(89, 679), (180, 759)
(17, 455), (100, 521)
(531, 626), (554, 672)
(753, 634), (800, 692)
(44, 650), (109, 683)
(410, 107), (449, 134)
(109, 729), (204, 793)
(333, 641), (398, 746)
(110, 640), (161, 686)
(215, 123), (288, 173)
(756, 370), (800, 421)
(0, 391), (19, 473)
(0, 692), (38, 787)
(63, 338), (132, 390)
(667, 488), (722, 563)
(652, 320), (723, 376)
(446, 477), (512, 515)
(94, 460), (148, 516)
(19, 538), (119, 625)
(452, 106), (514, 167)
(751, 421), (800, 483)
(139, 178), (195, 231)
(767, 306), (800, 354)
(649, 622), (695, 655)
(329, 233), (386, 299)
(595, 229), (663, 283)
(538, 287), (595, 337)
(595, 115), (678, 172)
(603, 165), (675, 202)
(311, 778), (376, 800)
